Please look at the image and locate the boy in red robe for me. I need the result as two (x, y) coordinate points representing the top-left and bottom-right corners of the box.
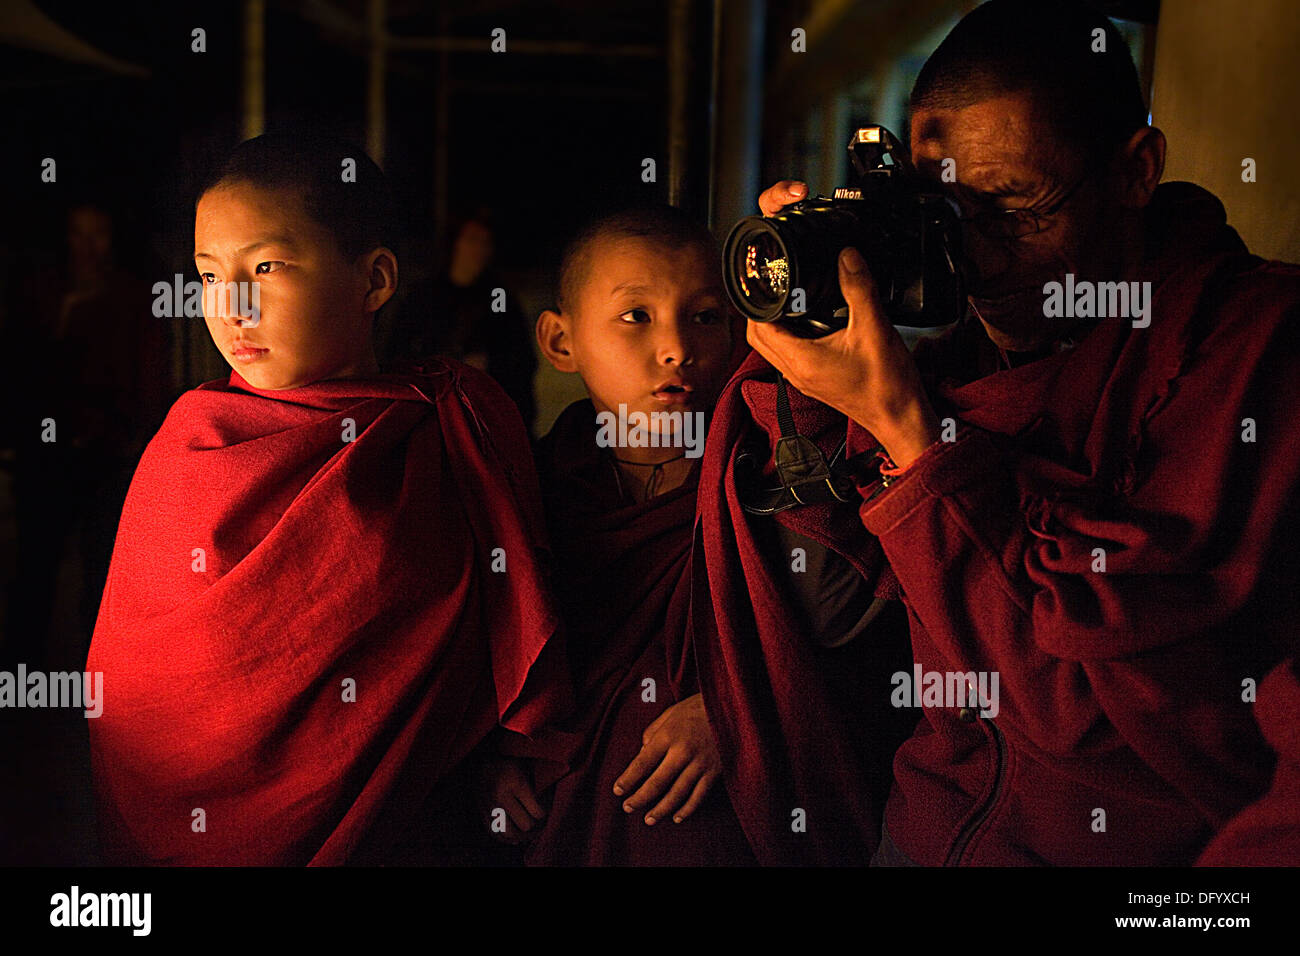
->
(491, 205), (754, 864)
(86, 134), (567, 865)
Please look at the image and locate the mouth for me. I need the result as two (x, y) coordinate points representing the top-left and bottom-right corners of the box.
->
(652, 381), (695, 404)
(231, 341), (270, 362)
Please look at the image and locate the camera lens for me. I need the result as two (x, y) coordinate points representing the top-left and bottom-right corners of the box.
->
(725, 221), (790, 320)
(742, 233), (789, 302)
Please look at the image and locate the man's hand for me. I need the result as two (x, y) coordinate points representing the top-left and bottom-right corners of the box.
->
(614, 694), (721, 826)
(746, 245), (942, 469)
(483, 757), (545, 843)
(758, 180), (809, 215)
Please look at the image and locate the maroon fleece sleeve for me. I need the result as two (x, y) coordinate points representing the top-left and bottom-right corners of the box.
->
(854, 280), (1300, 823)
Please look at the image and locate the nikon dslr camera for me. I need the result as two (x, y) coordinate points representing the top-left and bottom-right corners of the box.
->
(723, 125), (966, 338)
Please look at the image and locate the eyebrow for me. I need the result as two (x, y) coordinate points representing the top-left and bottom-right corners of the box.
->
(194, 237), (298, 261)
(950, 176), (1035, 208)
(608, 282), (654, 296)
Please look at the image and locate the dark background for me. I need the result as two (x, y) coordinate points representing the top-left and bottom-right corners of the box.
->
(3, 0), (1293, 865)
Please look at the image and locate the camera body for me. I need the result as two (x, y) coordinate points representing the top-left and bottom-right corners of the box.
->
(723, 126), (966, 338)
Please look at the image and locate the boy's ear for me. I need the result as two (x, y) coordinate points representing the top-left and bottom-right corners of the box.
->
(537, 309), (577, 373)
(360, 247), (399, 314)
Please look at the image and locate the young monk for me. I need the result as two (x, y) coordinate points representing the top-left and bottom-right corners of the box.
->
(491, 205), (754, 865)
(85, 133), (567, 865)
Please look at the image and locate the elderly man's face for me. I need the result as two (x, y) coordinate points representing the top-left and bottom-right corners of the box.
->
(910, 92), (1124, 350)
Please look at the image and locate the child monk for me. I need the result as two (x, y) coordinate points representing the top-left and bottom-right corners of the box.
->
(491, 205), (754, 864)
(85, 133), (567, 865)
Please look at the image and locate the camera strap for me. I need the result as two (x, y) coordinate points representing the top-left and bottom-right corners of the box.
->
(736, 373), (862, 516)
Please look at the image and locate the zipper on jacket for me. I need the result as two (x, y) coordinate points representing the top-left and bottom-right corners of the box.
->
(945, 714), (1007, 865)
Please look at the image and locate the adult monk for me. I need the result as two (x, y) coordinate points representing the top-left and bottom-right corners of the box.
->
(700, 0), (1300, 865)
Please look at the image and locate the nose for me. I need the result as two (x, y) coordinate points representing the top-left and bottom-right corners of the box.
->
(205, 267), (259, 328)
(960, 228), (1017, 292)
(210, 286), (244, 328)
(655, 317), (694, 367)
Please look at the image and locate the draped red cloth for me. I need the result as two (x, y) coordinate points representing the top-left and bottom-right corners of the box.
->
(1198, 658), (1300, 865)
(524, 400), (753, 865)
(693, 353), (913, 865)
(86, 359), (568, 865)
(849, 182), (1300, 864)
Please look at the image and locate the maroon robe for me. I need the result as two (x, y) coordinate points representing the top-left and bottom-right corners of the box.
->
(524, 400), (754, 865)
(696, 181), (1300, 865)
(87, 359), (568, 865)
(694, 353), (913, 865)
(1198, 658), (1300, 865)
(848, 182), (1300, 864)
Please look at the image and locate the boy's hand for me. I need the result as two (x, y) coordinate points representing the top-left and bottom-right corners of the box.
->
(483, 757), (546, 843)
(758, 180), (808, 216)
(614, 694), (721, 826)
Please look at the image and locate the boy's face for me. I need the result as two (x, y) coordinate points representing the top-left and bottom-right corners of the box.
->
(194, 181), (381, 390)
(543, 235), (732, 428)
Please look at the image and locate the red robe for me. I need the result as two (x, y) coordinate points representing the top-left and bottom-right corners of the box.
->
(849, 182), (1300, 864)
(1198, 658), (1300, 865)
(524, 400), (753, 865)
(86, 359), (568, 865)
(694, 354), (913, 865)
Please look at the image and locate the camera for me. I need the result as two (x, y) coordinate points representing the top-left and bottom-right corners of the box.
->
(722, 126), (966, 338)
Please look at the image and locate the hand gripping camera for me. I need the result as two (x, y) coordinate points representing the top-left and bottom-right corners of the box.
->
(723, 126), (966, 337)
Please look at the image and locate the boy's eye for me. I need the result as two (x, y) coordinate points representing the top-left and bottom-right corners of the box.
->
(619, 308), (650, 324)
(199, 273), (218, 285)
(255, 261), (284, 275)
(694, 309), (723, 325)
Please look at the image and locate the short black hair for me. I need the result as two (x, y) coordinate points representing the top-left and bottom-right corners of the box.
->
(198, 132), (398, 261)
(555, 203), (718, 313)
(910, 0), (1148, 161)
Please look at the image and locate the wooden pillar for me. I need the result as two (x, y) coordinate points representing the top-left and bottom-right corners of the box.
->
(366, 0), (387, 166)
(241, 0), (265, 140)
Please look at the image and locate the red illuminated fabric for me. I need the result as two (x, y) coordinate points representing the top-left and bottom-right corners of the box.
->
(87, 359), (567, 865)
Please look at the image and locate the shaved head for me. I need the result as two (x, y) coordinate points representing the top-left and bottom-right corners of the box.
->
(911, 0), (1148, 162)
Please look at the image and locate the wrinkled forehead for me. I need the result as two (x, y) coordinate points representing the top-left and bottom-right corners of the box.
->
(909, 93), (1078, 186)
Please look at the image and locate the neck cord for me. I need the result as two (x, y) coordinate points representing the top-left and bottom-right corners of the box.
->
(610, 451), (687, 502)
